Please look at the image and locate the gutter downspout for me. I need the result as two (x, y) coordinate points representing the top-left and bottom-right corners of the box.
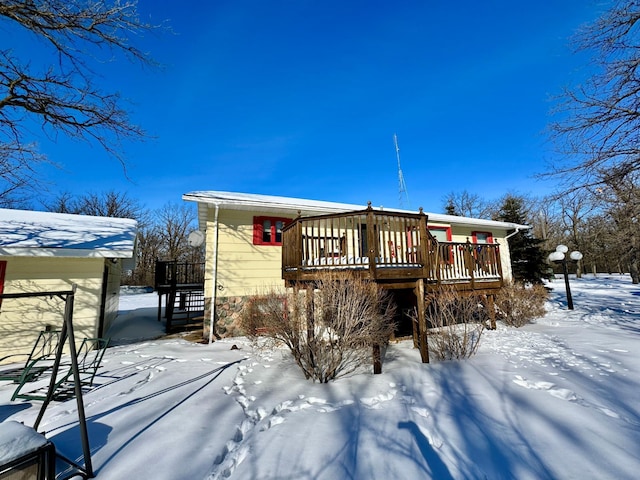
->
(505, 226), (526, 240)
(209, 204), (220, 345)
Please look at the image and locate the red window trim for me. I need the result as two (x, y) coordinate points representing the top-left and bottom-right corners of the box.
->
(472, 231), (493, 244)
(428, 225), (452, 241)
(428, 225), (453, 263)
(253, 216), (292, 246)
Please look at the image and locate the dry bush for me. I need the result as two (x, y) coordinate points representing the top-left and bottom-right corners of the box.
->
(240, 272), (396, 382)
(495, 282), (548, 327)
(420, 287), (487, 361)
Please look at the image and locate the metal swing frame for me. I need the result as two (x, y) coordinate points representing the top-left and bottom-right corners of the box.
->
(1, 284), (95, 479)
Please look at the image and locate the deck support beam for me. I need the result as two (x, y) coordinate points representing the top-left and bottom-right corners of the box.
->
(486, 293), (497, 330)
(414, 279), (429, 363)
(373, 344), (382, 374)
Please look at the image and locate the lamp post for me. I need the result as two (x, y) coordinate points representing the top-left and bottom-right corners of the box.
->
(548, 245), (583, 310)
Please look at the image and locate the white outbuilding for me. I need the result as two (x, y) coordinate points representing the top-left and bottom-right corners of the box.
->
(0, 209), (137, 361)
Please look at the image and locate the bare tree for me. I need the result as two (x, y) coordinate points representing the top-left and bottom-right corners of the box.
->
(45, 190), (145, 219)
(121, 200), (200, 286)
(155, 202), (198, 262)
(77, 191), (145, 219)
(441, 190), (492, 218)
(596, 173), (640, 283)
(126, 222), (162, 286)
(0, 1), (159, 204)
(557, 190), (598, 278)
(529, 196), (563, 246)
(548, 1), (640, 191)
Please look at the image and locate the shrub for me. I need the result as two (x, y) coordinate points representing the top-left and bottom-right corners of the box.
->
(240, 272), (396, 382)
(417, 287), (487, 361)
(495, 282), (548, 327)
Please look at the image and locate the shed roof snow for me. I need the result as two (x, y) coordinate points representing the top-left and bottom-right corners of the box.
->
(0, 209), (137, 258)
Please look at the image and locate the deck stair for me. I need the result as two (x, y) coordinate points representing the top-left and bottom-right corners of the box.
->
(166, 288), (205, 332)
(154, 260), (205, 333)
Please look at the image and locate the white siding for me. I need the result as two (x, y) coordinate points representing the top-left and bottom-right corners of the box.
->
(0, 256), (105, 362)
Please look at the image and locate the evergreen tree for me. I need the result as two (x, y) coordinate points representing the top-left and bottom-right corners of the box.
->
(444, 198), (458, 216)
(496, 195), (550, 284)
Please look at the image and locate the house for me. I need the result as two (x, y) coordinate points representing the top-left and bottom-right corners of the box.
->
(0, 209), (137, 362)
(182, 191), (529, 346)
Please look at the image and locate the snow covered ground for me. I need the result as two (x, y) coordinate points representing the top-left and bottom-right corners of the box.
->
(1, 275), (639, 479)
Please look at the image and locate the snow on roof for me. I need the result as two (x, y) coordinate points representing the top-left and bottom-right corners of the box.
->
(182, 190), (529, 230)
(0, 208), (137, 258)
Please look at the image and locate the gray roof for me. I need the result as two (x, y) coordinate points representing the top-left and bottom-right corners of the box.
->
(183, 190), (530, 231)
(0, 209), (137, 258)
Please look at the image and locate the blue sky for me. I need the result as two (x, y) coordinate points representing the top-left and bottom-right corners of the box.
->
(28, 0), (606, 214)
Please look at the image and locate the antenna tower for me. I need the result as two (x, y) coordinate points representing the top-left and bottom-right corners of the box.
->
(394, 133), (410, 208)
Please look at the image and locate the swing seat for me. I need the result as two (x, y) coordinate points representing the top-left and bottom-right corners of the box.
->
(11, 337), (110, 402)
(0, 330), (63, 384)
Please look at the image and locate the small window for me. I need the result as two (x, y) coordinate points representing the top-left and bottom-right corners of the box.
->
(428, 226), (453, 264)
(262, 219), (272, 243)
(428, 225), (452, 241)
(253, 216), (291, 246)
(472, 231), (493, 244)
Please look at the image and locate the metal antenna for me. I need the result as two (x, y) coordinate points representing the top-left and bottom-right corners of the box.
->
(394, 133), (410, 209)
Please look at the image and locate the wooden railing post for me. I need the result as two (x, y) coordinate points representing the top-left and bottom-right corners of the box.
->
(417, 208), (431, 280)
(464, 238), (475, 289)
(294, 213), (302, 269)
(366, 203), (377, 279)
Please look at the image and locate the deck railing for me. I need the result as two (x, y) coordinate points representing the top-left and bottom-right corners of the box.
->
(282, 206), (433, 282)
(431, 241), (502, 288)
(282, 206), (503, 288)
(154, 260), (205, 290)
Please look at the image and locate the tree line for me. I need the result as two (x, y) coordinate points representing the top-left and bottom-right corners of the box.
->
(443, 186), (640, 284)
(45, 190), (204, 287)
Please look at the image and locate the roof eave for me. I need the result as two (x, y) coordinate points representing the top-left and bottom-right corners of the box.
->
(182, 191), (530, 231)
(0, 248), (136, 258)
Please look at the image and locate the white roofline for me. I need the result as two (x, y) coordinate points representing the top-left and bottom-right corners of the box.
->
(182, 191), (530, 231)
(0, 248), (134, 258)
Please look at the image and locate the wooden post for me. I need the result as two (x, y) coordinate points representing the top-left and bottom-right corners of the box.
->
(306, 284), (315, 347)
(414, 278), (429, 363)
(417, 208), (430, 279)
(465, 238), (475, 289)
(373, 344), (382, 374)
(411, 305), (419, 349)
(366, 203), (377, 279)
(486, 293), (497, 330)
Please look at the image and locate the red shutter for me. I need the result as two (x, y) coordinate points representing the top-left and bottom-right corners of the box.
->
(253, 216), (264, 245)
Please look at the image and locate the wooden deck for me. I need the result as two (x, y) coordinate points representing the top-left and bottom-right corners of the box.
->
(281, 205), (504, 364)
(281, 205), (503, 292)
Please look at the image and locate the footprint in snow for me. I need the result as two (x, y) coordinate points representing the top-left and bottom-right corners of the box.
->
(119, 371), (153, 395)
(599, 407), (620, 418)
(513, 375), (579, 402)
(360, 389), (397, 409)
(410, 406), (430, 418)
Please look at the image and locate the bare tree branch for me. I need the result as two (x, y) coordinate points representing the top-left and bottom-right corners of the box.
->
(0, 0), (161, 204)
(547, 1), (640, 191)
